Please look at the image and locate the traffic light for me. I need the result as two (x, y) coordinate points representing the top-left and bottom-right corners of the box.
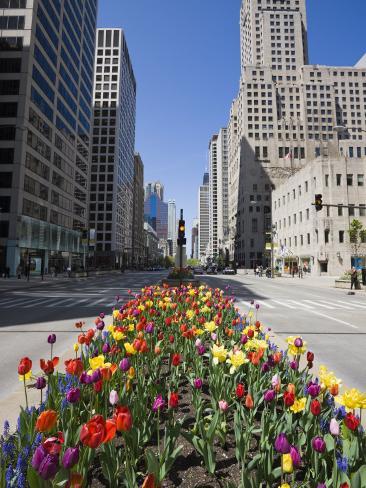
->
(314, 194), (323, 211)
(177, 219), (186, 246)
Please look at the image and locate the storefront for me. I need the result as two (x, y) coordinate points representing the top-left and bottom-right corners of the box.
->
(7, 216), (84, 276)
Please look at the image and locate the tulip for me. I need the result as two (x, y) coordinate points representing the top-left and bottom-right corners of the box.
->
(66, 388), (80, 404)
(245, 393), (254, 409)
(211, 333), (217, 341)
(289, 445), (301, 467)
(114, 406), (133, 431)
(169, 392), (179, 409)
(307, 381), (321, 398)
(218, 400), (229, 412)
(236, 383), (245, 399)
(310, 399), (321, 416)
(96, 320), (105, 331)
(99, 312), (105, 319)
(172, 353), (181, 366)
(240, 334), (248, 345)
(289, 360), (298, 370)
(282, 453), (293, 473)
(91, 369), (101, 383)
(307, 351), (314, 362)
(317, 485), (326, 488)
(109, 390), (119, 406)
(145, 322), (154, 334)
(36, 377), (47, 390)
(283, 391), (295, 407)
(65, 358), (83, 377)
(36, 410), (57, 433)
(344, 412), (360, 431)
(119, 358), (130, 372)
(62, 447), (79, 469)
(38, 454), (59, 480)
(80, 415), (116, 448)
(264, 389), (276, 403)
(312, 436), (326, 453)
(195, 338), (202, 347)
(274, 433), (290, 454)
(102, 343), (110, 354)
(329, 418), (340, 436)
(261, 362), (270, 373)
(193, 378), (203, 389)
(18, 357), (32, 376)
(152, 394), (165, 412)
(271, 374), (280, 390)
(32, 445), (47, 471)
(294, 337), (303, 348)
(79, 371), (92, 385)
(47, 334), (56, 344)
(197, 345), (206, 355)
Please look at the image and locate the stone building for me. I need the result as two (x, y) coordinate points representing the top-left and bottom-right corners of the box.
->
(228, 0), (366, 269)
(272, 157), (366, 276)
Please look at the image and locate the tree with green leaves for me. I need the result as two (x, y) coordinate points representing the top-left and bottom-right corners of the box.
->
(348, 219), (366, 258)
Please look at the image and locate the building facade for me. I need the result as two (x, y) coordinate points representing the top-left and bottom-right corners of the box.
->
(132, 153), (144, 267)
(228, 0), (366, 269)
(89, 28), (136, 269)
(198, 171), (210, 260)
(191, 218), (199, 260)
(0, 0), (97, 276)
(167, 199), (176, 257)
(144, 221), (158, 266)
(272, 156), (366, 276)
(144, 183), (168, 240)
(145, 181), (164, 202)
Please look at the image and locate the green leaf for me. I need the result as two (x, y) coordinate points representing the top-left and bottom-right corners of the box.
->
(324, 433), (335, 452)
(351, 465), (366, 488)
(27, 467), (43, 488)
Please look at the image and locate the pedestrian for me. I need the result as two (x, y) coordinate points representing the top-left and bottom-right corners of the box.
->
(292, 266), (295, 278)
(255, 266), (259, 277)
(350, 267), (358, 290)
(5, 266), (10, 278)
(298, 267), (303, 279)
(67, 265), (71, 278)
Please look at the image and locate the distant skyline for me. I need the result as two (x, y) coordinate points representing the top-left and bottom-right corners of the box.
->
(98, 0), (366, 236)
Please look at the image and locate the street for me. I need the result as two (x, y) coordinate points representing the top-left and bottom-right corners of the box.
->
(0, 271), (365, 427)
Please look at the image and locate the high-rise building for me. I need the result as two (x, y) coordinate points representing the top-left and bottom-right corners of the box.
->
(145, 181), (164, 202)
(132, 153), (144, 267)
(167, 199), (177, 256)
(90, 28), (136, 269)
(191, 218), (199, 260)
(198, 171), (210, 259)
(228, 0), (366, 269)
(209, 129), (229, 260)
(0, 0), (97, 276)
(144, 186), (168, 240)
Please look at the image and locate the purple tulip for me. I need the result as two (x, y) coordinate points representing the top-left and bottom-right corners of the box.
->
(47, 334), (56, 344)
(36, 377), (47, 390)
(193, 378), (203, 389)
(91, 369), (101, 383)
(317, 485), (326, 488)
(99, 312), (105, 319)
(255, 303), (260, 310)
(38, 454), (59, 480)
(32, 445), (47, 471)
(264, 389), (276, 403)
(145, 322), (154, 334)
(294, 337), (303, 348)
(289, 360), (298, 370)
(307, 381), (321, 398)
(240, 334), (248, 345)
(250, 300), (254, 305)
(152, 394), (165, 412)
(290, 445), (302, 467)
(62, 447), (79, 469)
(119, 358), (130, 372)
(66, 387), (80, 404)
(261, 362), (270, 373)
(79, 371), (92, 385)
(274, 433), (290, 454)
(102, 343), (110, 354)
(96, 320), (105, 331)
(197, 345), (206, 356)
(312, 436), (326, 453)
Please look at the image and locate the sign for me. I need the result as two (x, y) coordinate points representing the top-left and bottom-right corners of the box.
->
(89, 229), (96, 246)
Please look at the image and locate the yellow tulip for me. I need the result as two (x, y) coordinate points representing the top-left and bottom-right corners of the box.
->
(124, 343), (137, 355)
(226, 350), (248, 374)
(282, 454), (293, 474)
(211, 344), (228, 365)
(290, 397), (306, 414)
(73, 343), (79, 352)
(279, 484), (291, 488)
(336, 388), (366, 410)
(204, 321), (217, 333)
(19, 370), (32, 382)
(89, 355), (105, 370)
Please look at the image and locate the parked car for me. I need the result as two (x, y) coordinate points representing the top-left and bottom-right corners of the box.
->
(193, 267), (204, 275)
(222, 267), (236, 275)
(206, 267), (217, 275)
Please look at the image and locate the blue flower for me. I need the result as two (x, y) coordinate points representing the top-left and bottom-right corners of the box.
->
(336, 456), (348, 473)
(326, 394), (335, 407)
(3, 420), (10, 437)
(5, 465), (14, 486)
(335, 406), (346, 420)
(319, 417), (330, 434)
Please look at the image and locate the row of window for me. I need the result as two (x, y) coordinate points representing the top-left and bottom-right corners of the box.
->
(0, 15), (24, 29)
(0, 0), (26, 7)
(280, 230), (366, 248)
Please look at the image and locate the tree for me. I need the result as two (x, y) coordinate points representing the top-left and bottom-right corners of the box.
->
(348, 219), (366, 258)
(187, 258), (200, 267)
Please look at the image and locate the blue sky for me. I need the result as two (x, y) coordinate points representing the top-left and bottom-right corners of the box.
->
(98, 0), (366, 238)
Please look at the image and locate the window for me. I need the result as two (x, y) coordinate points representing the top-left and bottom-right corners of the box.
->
(0, 102), (17, 117)
(0, 15), (25, 29)
(336, 174), (342, 186)
(338, 205), (343, 216)
(325, 174), (329, 187)
(0, 57), (21, 73)
(0, 171), (12, 188)
(0, 79), (19, 95)
(0, 0), (26, 7)
(360, 205), (366, 217)
(307, 233), (310, 244)
(324, 229), (330, 244)
(0, 148), (14, 164)
(255, 146), (260, 159)
(306, 208), (309, 220)
(347, 174), (353, 186)
(357, 174), (364, 186)
(0, 125), (15, 140)
(0, 195), (10, 212)
(339, 231), (344, 243)
(0, 36), (23, 50)
(349, 205), (355, 216)
(305, 181), (308, 192)
(252, 218), (258, 233)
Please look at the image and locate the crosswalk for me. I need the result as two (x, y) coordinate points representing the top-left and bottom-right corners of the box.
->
(241, 298), (366, 311)
(0, 296), (121, 309)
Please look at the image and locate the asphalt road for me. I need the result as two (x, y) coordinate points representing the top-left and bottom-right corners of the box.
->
(0, 271), (365, 415)
(201, 274), (366, 391)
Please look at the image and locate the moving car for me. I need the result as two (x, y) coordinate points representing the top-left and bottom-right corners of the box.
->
(206, 267), (217, 275)
(222, 267), (236, 275)
(193, 267), (204, 275)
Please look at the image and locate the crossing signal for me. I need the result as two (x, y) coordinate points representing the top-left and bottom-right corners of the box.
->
(177, 219), (186, 246)
(314, 194), (323, 211)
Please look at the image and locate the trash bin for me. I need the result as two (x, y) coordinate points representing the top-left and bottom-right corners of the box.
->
(362, 268), (366, 286)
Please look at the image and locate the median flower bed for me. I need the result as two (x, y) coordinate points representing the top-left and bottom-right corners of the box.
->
(1, 284), (366, 487)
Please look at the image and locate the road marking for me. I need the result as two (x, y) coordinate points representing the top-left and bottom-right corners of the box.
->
(93, 298), (106, 305)
(0, 298), (19, 306)
(288, 300), (314, 309)
(304, 300), (333, 309)
(307, 309), (359, 329)
(45, 298), (74, 307)
(337, 300), (366, 309)
(352, 300), (366, 307)
(256, 300), (275, 309)
(23, 298), (52, 308)
(322, 301), (352, 310)
(271, 300), (296, 309)
(2, 298), (34, 308)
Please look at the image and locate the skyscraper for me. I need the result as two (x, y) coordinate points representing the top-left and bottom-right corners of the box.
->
(198, 172), (209, 259)
(167, 199), (177, 256)
(0, 0), (97, 276)
(228, 0), (366, 268)
(90, 28), (136, 269)
(132, 153), (144, 267)
(144, 183), (168, 240)
(191, 218), (199, 260)
(145, 181), (164, 202)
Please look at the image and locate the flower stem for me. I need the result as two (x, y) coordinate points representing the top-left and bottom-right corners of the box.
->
(23, 375), (28, 410)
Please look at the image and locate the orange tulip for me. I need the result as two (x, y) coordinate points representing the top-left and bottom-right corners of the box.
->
(36, 410), (57, 432)
(40, 357), (59, 375)
(142, 473), (160, 488)
(329, 384), (339, 396)
(67, 472), (83, 488)
(287, 383), (296, 395)
(65, 358), (83, 376)
(245, 393), (254, 409)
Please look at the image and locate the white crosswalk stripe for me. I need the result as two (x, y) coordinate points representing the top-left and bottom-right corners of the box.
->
(303, 300), (334, 309)
(321, 301), (352, 310)
(256, 300), (275, 309)
(271, 300), (296, 309)
(337, 300), (366, 309)
(288, 300), (314, 309)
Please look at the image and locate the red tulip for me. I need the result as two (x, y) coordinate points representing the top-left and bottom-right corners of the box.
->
(283, 391), (295, 407)
(310, 399), (321, 416)
(114, 406), (133, 432)
(169, 392), (179, 409)
(80, 415), (116, 448)
(344, 413), (360, 431)
(171, 353), (181, 366)
(65, 359), (83, 376)
(236, 383), (245, 399)
(40, 357), (59, 375)
(18, 357), (32, 376)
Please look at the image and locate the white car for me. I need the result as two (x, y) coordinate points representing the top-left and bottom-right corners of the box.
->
(222, 267), (236, 275)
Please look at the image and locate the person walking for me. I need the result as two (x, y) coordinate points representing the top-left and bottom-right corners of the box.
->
(350, 267), (358, 290)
